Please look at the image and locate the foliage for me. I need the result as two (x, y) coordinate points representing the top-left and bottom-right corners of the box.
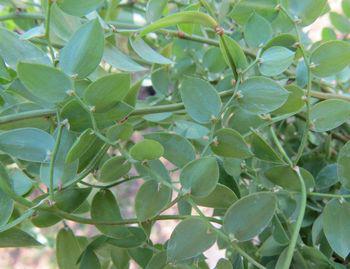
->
(1, 0), (350, 268)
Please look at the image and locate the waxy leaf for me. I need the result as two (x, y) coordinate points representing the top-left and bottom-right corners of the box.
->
(192, 183), (238, 209)
(180, 157), (219, 197)
(60, 19), (104, 78)
(140, 11), (218, 36)
(223, 192), (276, 241)
(145, 132), (195, 167)
(18, 62), (72, 103)
(338, 141), (350, 189)
(273, 84), (305, 115)
(79, 249), (101, 269)
(265, 165), (315, 191)
(130, 38), (172, 65)
(0, 27), (50, 69)
(146, 0), (168, 22)
(310, 41), (350, 77)
(0, 128), (54, 163)
(210, 128), (252, 158)
(310, 99), (350, 132)
(58, 0), (104, 17)
(0, 228), (41, 247)
(180, 77), (221, 123)
(135, 180), (172, 221)
(316, 164), (339, 190)
(219, 35), (248, 75)
(281, 0), (327, 25)
(99, 156), (131, 182)
(40, 128), (78, 187)
(237, 76), (289, 114)
(259, 46), (294, 76)
(330, 12), (350, 34)
(66, 128), (97, 163)
(250, 130), (282, 163)
(84, 73), (131, 112)
(244, 13), (273, 48)
(103, 43), (146, 72)
(167, 218), (216, 262)
(130, 139), (164, 161)
(107, 227), (147, 248)
(323, 199), (350, 259)
(173, 120), (209, 140)
(0, 187), (13, 226)
(56, 228), (82, 269)
(91, 190), (128, 238)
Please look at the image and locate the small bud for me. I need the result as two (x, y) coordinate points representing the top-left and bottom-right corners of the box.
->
(71, 74), (79, 79)
(177, 31), (185, 39)
(89, 106), (96, 113)
(234, 90), (243, 99)
(212, 137), (219, 146)
(66, 89), (75, 96)
(214, 25), (224, 36)
(301, 95), (308, 102)
(274, 4), (281, 11)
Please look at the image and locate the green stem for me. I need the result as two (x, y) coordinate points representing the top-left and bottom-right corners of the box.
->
(0, 12), (44, 21)
(44, 0), (55, 62)
(48, 114), (64, 201)
(187, 198), (266, 269)
(0, 89), (349, 127)
(199, 0), (217, 19)
(80, 175), (141, 189)
(281, 167), (307, 269)
(270, 126), (293, 166)
(308, 192), (350, 199)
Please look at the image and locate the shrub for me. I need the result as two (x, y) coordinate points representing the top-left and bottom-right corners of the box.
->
(0, 0), (350, 268)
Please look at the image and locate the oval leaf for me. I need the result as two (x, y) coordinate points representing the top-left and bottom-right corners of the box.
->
(223, 192), (277, 241)
(259, 46), (294, 76)
(180, 77), (221, 123)
(180, 157), (219, 197)
(130, 139), (164, 161)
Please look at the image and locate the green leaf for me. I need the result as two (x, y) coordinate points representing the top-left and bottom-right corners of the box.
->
(40, 128), (78, 187)
(130, 139), (164, 161)
(145, 250), (167, 269)
(146, 0), (168, 22)
(167, 218), (216, 262)
(84, 73), (131, 112)
(107, 227), (147, 248)
(0, 27), (50, 69)
(265, 165), (315, 191)
(203, 47), (227, 73)
(79, 249), (101, 269)
(323, 199), (350, 259)
(145, 132), (196, 168)
(281, 0), (327, 26)
(135, 180), (172, 221)
(91, 189), (128, 238)
(0, 186), (13, 226)
(338, 141), (350, 189)
(56, 227), (82, 269)
(219, 35), (248, 75)
(172, 120), (209, 139)
(330, 12), (350, 34)
(273, 84), (305, 115)
(66, 128), (97, 163)
(210, 128), (252, 158)
(244, 13), (273, 48)
(32, 187), (91, 227)
(60, 19), (104, 78)
(58, 0), (104, 17)
(180, 77), (221, 123)
(322, 27), (337, 41)
(316, 164), (339, 190)
(0, 128), (54, 163)
(229, 0), (278, 25)
(0, 228), (41, 248)
(140, 11), (218, 36)
(130, 38), (172, 65)
(223, 192), (276, 241)
(310, 99), (350, 132)
(237, 76), (289, 114)
(250, 130), (282, 163)
(98, 156), (131, 182)
(192, 183), (238, 209)
(343, 0), (350, 18)
(18, 62), (72, 103)
(180, 157), (219, 197)
(259, 46), (294, 76)
(103, 43), (146, 72)
(107, 123), (133, 142)
(310, 40), (350, 77)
